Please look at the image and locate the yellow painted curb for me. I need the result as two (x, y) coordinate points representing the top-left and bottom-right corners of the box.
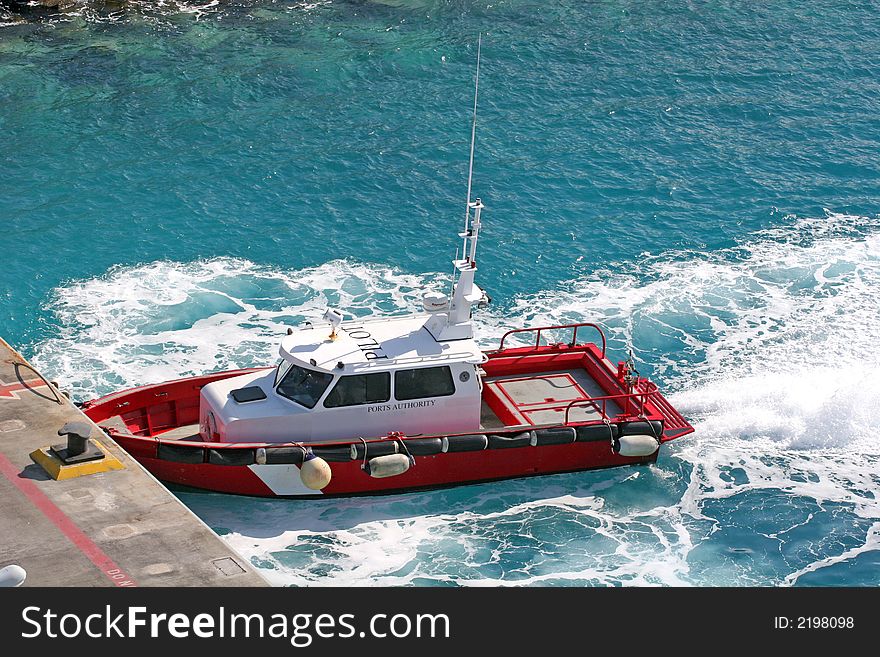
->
(30, 440), (124, 480)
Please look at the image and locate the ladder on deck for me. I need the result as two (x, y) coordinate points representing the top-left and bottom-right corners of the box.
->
(635, 381), (692, 439)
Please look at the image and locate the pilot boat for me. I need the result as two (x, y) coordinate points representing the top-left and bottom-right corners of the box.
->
(81, 195), (693, 497)
(81, 45), (693, 498)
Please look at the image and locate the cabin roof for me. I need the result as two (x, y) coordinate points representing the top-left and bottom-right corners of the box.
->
(279, 314), (483, 373)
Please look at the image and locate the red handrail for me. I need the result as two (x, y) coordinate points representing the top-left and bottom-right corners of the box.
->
(497, 322), (607, 357)
(563, 389), (656, 424)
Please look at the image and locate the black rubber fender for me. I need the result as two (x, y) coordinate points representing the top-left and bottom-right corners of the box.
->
(312, 445), (356, 462)
(349, 440), (400, 460)
(208, 448), (256, 466)
(157, 443), (205, 464)
(575, 423), (618, 443)
(402, 437), (444, 456)
(263, 446), (305, 465)
(534, 426), (576, 446)
(487, 431), (533, 449)
(444, 434), (488, 452)
(619, 420), (663, 438)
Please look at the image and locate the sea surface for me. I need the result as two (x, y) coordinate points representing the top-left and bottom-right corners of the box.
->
(2, 0), (879, 586)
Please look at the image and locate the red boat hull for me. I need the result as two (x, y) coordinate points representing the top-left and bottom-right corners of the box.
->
(116, 435), (658, 498)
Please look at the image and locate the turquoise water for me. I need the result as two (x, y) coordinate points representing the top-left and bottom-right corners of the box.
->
(2, 1), (879, 585)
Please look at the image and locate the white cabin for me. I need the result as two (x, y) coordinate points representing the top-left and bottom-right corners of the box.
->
(199, 313), (486, 443)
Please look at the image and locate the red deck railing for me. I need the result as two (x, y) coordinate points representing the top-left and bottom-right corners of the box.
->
(497, 322), (607, 357)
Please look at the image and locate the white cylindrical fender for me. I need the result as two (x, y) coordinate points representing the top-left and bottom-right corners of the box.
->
(364, 454), (412, 479)
(616, 435), (659, 457)
(0, 564), (27, 588)
(300, 453), (332, 490)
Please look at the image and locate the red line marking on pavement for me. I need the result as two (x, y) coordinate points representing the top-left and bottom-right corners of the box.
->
(0, 452), (137, 586)
(0, 378), (47, 400)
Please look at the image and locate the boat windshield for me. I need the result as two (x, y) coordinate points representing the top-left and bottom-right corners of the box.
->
(274, 359), (292, 387)
(276, 362), (333, 409)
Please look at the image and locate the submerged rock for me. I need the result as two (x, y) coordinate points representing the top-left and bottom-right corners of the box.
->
(0, 8), (26, 25)
(0, 0), (195, 17)
(31, 0), (79, 9)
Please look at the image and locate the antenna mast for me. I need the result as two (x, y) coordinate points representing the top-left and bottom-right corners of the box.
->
(426, 35), (488, 342)
(462, 33), (482, 263)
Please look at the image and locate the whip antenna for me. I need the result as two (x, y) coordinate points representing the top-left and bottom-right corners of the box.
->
(462, 34), (482, 260)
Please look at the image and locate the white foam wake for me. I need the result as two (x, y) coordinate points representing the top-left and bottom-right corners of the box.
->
(33, 258), (436, 399)
(32, 211), (880, 586)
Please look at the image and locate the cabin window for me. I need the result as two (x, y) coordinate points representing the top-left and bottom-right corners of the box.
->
(394, 366), (456, 401)
(276, 363), (333, 409)
(323, 372), (391, 408)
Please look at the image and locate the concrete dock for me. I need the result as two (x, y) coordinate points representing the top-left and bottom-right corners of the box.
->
(0, 337), (267, 587)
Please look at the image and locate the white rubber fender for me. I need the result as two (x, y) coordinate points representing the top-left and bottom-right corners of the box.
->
(364, 454), (412, 479)
(616, 434), (660, 457)
(300, 454), (332, 490)
(0, 564), (27, 587)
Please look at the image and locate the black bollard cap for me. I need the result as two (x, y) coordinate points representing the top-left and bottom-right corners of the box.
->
(58, 421), (92, 440)
(52, 421), (103, 465)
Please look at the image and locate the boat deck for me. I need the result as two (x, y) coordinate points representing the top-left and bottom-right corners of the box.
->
(480, 400), (506, 430)
(158, 424), (202, 441)
(484, 368), (621, 426)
